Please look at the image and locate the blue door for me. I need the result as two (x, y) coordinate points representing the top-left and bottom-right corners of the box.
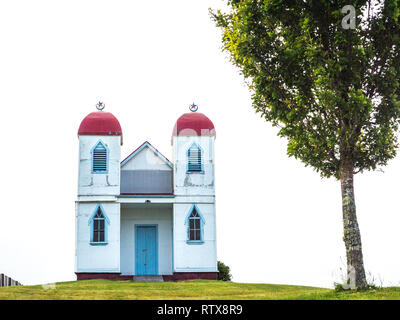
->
(135, 226), (158, 275)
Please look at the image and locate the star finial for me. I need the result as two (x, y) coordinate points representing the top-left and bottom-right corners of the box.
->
(96, 101), (105, 111)
(189, 103), (198, 112)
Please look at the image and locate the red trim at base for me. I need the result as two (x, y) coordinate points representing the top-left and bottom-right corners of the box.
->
(119, 275), (135, 281)
(76, 272), (218, 281)
(76, 273), (121, 280)
(169, 272), (218, 281)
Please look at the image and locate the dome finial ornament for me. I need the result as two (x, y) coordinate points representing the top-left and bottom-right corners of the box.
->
(96, 101), (105, 111)
(189, 103), (198, 112)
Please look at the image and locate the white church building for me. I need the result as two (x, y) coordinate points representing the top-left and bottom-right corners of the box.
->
(75, 107), (218, 280)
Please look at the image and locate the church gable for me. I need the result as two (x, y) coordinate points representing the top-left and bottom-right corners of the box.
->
(120, 142), (173, 195)
(121, 141), (172, 171)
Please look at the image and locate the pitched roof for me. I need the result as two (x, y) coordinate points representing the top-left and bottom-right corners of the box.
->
(120, 141), (173, 168)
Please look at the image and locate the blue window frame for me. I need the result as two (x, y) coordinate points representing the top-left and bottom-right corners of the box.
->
(91, 140), (109, 173)
(185, 204), (205, 244)
(187, 143), (203, 173)
(88, 204), (110, 245)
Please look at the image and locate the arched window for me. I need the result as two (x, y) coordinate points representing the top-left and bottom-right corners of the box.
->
(187, 143), (203, 173)
(92, 140), (108, 173)
(89, 204), (110, 245)
(185, 205), (205, 243)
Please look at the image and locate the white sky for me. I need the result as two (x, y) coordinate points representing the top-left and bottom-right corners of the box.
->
(0, 0), (399, 288)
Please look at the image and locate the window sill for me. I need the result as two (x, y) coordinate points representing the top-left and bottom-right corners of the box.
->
(186, 171), (204, 174)
(91, 171), (109, 174)
(186, 240), (204, 245)
(90, 242), (108, 246)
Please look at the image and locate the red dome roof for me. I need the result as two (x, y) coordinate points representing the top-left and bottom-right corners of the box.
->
(172, 112), (216, 137)
(78, 111), (123, 144)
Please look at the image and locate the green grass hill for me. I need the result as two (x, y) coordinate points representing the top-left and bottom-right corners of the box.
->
(1, 280), (400, 300)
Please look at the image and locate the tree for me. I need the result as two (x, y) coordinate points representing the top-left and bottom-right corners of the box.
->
(211, 0), (400, 289)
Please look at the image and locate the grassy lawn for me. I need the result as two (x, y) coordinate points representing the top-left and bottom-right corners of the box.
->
(0, 280), (399, 300)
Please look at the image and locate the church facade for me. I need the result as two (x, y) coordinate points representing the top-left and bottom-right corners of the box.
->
(75, 109), (218, 280)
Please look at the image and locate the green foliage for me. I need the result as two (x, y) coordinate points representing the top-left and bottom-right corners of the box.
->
(211, 0), (400, 179)
(217, 261), (232, 281)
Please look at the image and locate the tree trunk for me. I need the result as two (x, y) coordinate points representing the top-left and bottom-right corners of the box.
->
(340, 162), (367, 289)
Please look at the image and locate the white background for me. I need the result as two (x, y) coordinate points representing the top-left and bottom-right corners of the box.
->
(0, 0), (399, 288)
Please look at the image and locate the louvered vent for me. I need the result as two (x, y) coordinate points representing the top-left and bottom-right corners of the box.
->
(92, 142), (108, 172)
(187, 144), (202, 172)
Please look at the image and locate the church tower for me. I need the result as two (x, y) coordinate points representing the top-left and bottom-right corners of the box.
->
(75, 106), (122, 279)
(171, 110), (218, 278)
(172, 111), (216, 196)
